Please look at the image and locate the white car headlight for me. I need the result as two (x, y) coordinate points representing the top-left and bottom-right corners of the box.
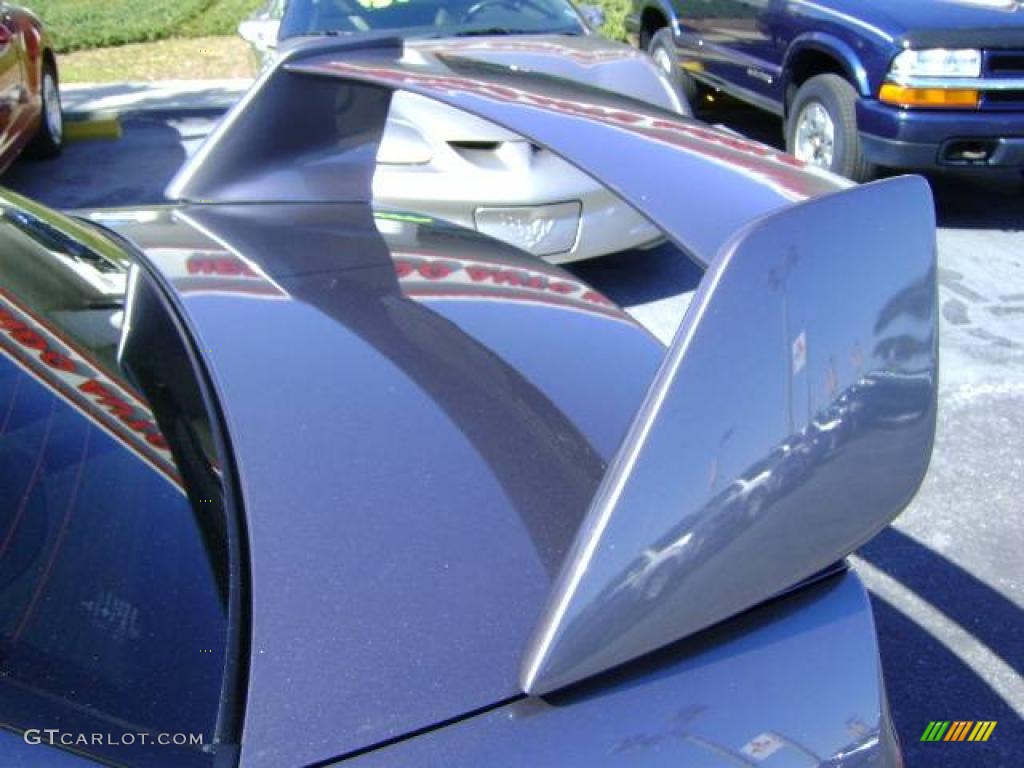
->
(889, 49), (982, 79)
(377, 119), (433, 165)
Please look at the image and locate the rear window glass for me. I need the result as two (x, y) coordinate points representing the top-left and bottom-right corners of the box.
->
(0, 193), (232, 766)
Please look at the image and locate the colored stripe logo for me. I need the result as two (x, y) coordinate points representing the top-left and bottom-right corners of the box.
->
(921, 721), (996, 742)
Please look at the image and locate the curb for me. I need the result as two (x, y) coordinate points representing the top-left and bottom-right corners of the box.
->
(63, 105), (232, 142)
(59, 79), (250, 141)
(68, 105), (232, 121)
(64, 110), (122, 142)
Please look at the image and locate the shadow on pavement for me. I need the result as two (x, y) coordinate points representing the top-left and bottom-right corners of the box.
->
(869, 597), (1018, 768)
(925, 170), (1023, 231)
(695, 95), (1024, 233)
(61, 81), (248, 116)
(858, 526), (1022, 766)
(4, 116), (191, 209)
(860, 526), (1023, 678)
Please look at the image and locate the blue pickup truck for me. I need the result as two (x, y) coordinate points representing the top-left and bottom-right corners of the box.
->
(626, 0), (1024, 181)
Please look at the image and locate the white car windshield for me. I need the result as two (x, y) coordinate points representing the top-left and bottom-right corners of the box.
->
(279, 0), (586, 40)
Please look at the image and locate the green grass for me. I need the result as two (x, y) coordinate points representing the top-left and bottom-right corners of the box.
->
(60, 35), (256, 82)
(592, 0), (631, 42)
(177, 0), (267, 37)
(31, 0), (264, 53)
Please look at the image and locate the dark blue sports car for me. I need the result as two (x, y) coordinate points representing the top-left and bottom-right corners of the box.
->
(0, 37), (937, 767)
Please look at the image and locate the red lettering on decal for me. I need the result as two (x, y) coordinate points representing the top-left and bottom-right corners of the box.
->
(610, 111), (643, 125)
(79, 379), (159, 439)
(466, 266), (495, 282)
(2, 304), (89, 376)
(12, 328), (46, 351)
(109, 400), (137, 419)
(582, 291), (614, 306)
(1, 296), (177, 478)
(491, 270), (524, 287)
(188, 257), (220, 275)
(523, 275), (547, 290)
(79, 377), (114, 400)
(418, 261), (454, 280)
(479, 83), (519, 101)
(41, 349), (78, 374)
(0, 307), (25, 331)
(187, 256), (258, 277)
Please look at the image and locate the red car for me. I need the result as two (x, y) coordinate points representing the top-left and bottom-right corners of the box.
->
(0, 2), (61, 172)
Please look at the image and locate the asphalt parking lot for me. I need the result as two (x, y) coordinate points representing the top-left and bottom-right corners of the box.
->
(5, 102), (1022, 766)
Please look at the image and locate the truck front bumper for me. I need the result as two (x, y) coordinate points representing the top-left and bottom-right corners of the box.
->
(858, 99), (1024, 169)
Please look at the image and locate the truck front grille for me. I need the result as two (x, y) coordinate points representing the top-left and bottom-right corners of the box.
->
(986, 51), (1024, 75)
(982, 50), (1024, 109)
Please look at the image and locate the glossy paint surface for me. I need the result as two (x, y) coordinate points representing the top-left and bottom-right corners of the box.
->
(240, 33), (685, 262)
(403, 35), (686, 111)
(169, 36), (847, 266)
(92, 203), (665, 767)
(803, 0), (1024, 35)
(645, 0), (1024, 99)
(0, 4), (54, 171)
(372, 89), (667, 262)
(0, 192), (231, 767)
(76, 37), (936, 767)
(4, 187), (911, 768)
(523, 176), (938, 695)
(340, 571), (900, 767)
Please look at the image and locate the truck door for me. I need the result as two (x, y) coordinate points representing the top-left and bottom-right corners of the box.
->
(695, 0), (780, 110)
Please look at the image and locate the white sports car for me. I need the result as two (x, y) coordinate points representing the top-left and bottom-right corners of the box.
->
(240, 0), (688, 261)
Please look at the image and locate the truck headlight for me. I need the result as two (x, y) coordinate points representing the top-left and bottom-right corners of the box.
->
(889, 48), (981, 79)
(882, 49), (982, 107)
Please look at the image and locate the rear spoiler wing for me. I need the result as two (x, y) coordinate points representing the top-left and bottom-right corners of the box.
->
(167, 35), (848, 266)
(170, 38), (938, 695)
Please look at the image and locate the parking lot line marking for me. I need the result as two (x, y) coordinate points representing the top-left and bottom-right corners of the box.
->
(851, 555), (1024, 719)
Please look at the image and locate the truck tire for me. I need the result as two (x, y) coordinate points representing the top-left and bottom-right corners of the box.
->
(648, 27), (698, 105)
(786, 74), (874, 182)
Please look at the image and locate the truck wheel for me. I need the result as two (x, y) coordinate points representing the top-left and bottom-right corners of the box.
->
(786, 74), (874, 182)
(648, 27), (698, 105)
(28, 61), (63, 159)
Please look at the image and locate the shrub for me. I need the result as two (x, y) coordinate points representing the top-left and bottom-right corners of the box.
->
(31, 0), (264, 53)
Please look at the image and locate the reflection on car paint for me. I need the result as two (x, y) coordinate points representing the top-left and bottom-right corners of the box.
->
(519, 176), (937, 695)
(393, 252), (626, 321)
(305, 58), (829, 203)
(80, 587), (143, 642)
(0, 288), (182, 488)
(117, 207), (634, 325)
(145, 248), (289, 300)
(415, 37), (649, 67)
(338, 569), (892, 768)
(85, 200), (667, 766)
